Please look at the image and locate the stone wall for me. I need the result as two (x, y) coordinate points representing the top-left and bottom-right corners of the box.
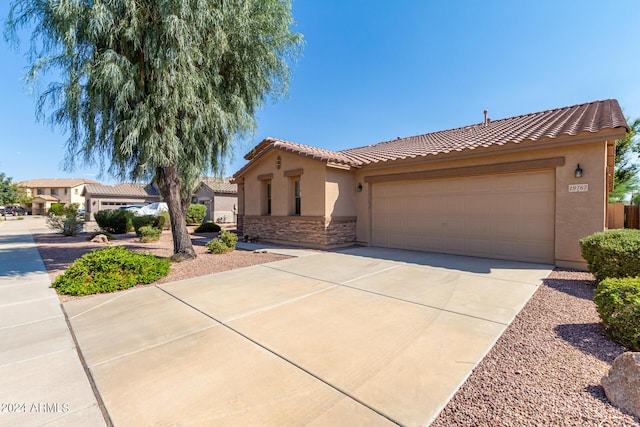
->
(241, 215), (356, 247)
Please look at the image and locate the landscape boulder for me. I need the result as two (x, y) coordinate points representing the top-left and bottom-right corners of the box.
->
(601, 352), (640, 418)
(91, 234), (109, 244)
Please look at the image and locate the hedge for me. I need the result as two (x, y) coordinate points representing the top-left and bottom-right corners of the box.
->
(594, 277), (640, 351)
(579, 229), (640, 282)
(94, 209), (134, 234)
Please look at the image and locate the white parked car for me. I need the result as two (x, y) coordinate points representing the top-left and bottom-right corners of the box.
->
(119, 204), (145, 214)
(136, 202), (168, 217)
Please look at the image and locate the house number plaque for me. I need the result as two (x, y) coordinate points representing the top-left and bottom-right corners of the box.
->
(568, 184), (588, 192)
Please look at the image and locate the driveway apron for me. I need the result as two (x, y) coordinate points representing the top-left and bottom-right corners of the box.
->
(64, 245), (553, 426)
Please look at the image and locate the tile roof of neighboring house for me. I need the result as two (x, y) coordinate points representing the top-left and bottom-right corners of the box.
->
(234, 99), (628, 176)
(31, 195), (59, 202)
(18, 178), (100, 188)
(198, 177), (237, 194)
(83, 183), (159, 197)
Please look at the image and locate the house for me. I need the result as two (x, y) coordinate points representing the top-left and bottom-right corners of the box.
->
(18, 178), (100, 215)
(83, 178), (237, 222)
(191, 177), (238, 223)
(233, 99), (628, 269)
(82, 183), (161, 219)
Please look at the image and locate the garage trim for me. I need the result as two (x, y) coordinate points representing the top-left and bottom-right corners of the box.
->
(364, 156), (565, 183)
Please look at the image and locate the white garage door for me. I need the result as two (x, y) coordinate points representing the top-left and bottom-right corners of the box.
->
(371, 170), (555, 263)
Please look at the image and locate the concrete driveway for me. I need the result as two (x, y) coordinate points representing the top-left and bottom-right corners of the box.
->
(64, 246), (553, 426)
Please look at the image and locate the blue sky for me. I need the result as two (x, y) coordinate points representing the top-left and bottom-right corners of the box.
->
(1, 1), (639, 184)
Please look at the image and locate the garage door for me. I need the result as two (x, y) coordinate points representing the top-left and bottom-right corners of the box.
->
(371, 170), (555, 263)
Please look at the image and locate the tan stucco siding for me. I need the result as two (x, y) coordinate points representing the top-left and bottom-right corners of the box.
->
(553, 141), (608, 268)
(241, 150), (326, 217)
(325, 168), (357, 217)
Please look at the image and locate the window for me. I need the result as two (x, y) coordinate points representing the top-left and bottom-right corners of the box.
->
(74, 188), (78, 195)
(64, 189), (68, 195)
(294, 179), (301, 215)
(37, 189), (44, 195)
(261, 180), (272, 215)
(50, 188), (57, 196)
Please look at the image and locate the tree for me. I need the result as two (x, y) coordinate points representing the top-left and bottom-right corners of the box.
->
(0, 173), (18, 205)
(610, 117), (640, 203)
(6, 0), (302, 259)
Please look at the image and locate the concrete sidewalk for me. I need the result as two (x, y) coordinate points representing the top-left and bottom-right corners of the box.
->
(0, 219), (106, 426)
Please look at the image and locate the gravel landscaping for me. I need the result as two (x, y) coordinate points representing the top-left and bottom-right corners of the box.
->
(26, 219), (639, 425)
(30, 220), (289, 301)
(432, 269), (639, 426)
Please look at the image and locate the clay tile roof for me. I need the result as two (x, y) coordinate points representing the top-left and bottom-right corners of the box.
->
(340, 99), (628, 164)
(234, 99), (627, 177)
(83, 183), (159, 197)
(199, 177), (237, 194)
(32, 194), (59, 202)
(246, 137), (359, 166)
(18, 178), (100, 188)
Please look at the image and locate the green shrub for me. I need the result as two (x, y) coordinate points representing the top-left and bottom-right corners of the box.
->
(49, 203), (65, 216)
(132, 215), (157, 234)
(94, 209), (134, 234)
(594, 277), (640, 351)
(51, 246), (170, 296)
(132, 214), (169, 235)
(579, 229), (640, 282)
(206, 230), (237, 254)
(206, 238), (231, 254)
(158, 211), (170, 229)
(186, 204), (207, 225)
(219, 230), (238, 249)
(46, 204), (83, 236)
(194, 221), (221, 233)
(138, 225), (161, 243)
(87, 229), (115, 241)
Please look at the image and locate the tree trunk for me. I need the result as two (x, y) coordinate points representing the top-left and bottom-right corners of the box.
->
(157, 164), (197, 260)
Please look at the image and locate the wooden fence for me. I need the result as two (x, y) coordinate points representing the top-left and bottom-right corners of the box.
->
(608, 203), (640, 229)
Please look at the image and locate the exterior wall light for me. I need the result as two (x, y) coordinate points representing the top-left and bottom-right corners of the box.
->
(575, 164), (583, 178)
(357, 183), (363, 192)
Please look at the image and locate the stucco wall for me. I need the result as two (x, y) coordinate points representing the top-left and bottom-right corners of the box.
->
(242, 150), (326, 217)
(212, 193), (237, 223)
(325, 168), (357, 217)
(553, 141), (608, 268)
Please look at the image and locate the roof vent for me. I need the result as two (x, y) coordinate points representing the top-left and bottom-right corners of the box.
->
(483, 110), (489, 125)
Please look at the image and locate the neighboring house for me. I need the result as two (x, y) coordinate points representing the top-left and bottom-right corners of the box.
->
(83, 178), (237, 222)
(192, 177), (238, 223)
(18, 178), (100, 215)
(82, 183), (160, 219)
(233, 99), (628, 269)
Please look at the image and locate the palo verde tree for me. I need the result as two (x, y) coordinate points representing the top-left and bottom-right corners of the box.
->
(610, 116), (640, 203)
(6, 0), (302, 259)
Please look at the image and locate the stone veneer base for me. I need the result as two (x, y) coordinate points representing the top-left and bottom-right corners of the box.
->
(239, 215), (356, 247)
